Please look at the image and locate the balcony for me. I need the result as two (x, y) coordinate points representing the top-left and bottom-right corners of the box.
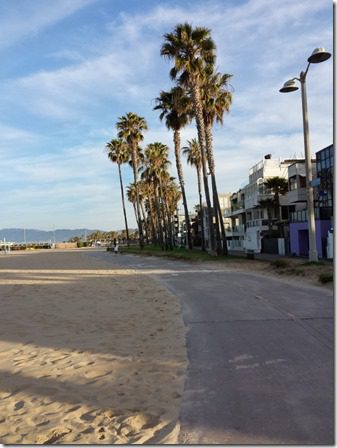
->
(224, 202), (245, 217)
(290, 207), (333, 223)
(285, 188), (307, 204)
(245, 193), (273, 209)
(225, 224), (245, 236)
(246, 219), (270, 228)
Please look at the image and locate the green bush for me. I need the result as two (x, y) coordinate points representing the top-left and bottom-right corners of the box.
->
(294, 269), (305, 276)
(302, 261), (325, 266)
(318, 272), (333, 284)
(270, 259), (290, 269)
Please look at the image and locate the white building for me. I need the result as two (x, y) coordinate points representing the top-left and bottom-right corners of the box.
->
(226, 155), (301, 254)
(202, 193), (232, 248)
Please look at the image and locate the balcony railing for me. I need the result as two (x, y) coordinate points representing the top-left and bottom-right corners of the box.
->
(225, 224), (245, 234)
(232, 202), (245, 210)
(290, 207), (333, 223)
(246, 219), (270, 228)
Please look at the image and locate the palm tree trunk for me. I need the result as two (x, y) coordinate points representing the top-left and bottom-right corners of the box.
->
(158, 179), (170, 250)
(154, 185), (164, 249)
(131, 145), (144, 249)
(196, 165), (206, 251)
(132, 202), (139, 226)
(205, 123), (228, 255)
(140, 199), (149, 245)
(162, 184), (174, 250)
(173, 130), (192, 250)
(147, 188), (157, 244)
(117, 163), (130, 247)
(191, 82), (216, 253)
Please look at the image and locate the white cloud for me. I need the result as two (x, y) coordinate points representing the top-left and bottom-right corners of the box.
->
(0, 123), (40, 149)
(0, 0), (96, 50)
(0, 0), (332, 229)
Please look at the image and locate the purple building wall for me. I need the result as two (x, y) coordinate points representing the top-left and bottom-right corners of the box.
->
(290, 220), (332, 258)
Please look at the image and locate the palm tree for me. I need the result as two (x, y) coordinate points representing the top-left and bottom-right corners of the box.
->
(161, 22), (216, 252)
(264, 177), (289, 220)
(154, 86), (193, 250)
(126, 183), (139, 226)
(116, 112), (148, 249)
(142, 142), (172, 249)
(140, 178), (158, 245)
(106, 138), (130, 246)
(182, 138), (205, 250)
(164, 177), (182, 247)
(258, 197), (275, 233)
(201, 69), (233, 255)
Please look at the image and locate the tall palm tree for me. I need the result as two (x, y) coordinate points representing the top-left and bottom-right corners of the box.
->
(264, 177), (289, 217)
(126, 183), (138, 226)
(259, 198), (275, 233)
(154, 86), (193, 250)
(117, 112), (148, 249)
(182, 138), (205, 251)
(140, 178), (158, 245)
(106, 138), (130, 246)
(165, 176), (182, 248)
(142, 142), (172, 249)
(201, 69), (233, 255)
(161, 22), (216, 252)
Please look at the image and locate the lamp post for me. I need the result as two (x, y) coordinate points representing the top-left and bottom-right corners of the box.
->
(279, 48), (331, 262)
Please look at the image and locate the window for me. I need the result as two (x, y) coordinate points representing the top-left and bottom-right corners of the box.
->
(299, 176), (306, 188)
(289, 176), (297, 191)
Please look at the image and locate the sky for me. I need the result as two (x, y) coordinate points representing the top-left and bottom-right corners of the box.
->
(0, 0), (333, 231)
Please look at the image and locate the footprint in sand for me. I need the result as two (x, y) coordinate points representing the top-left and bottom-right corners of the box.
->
(36, 427), (72, 444)
(81, 426), (95, 434)
(36, 420), (50, 427)
(66, 405), (81, 413)
(122, 413), (160, 432)
(14, 400), (25, 410)
(80, 411), (96, 422)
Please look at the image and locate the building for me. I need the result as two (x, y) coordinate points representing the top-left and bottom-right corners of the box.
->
(224, 189), (246, 251)
(224, 146), (333, 258)
(202, 193), (232, 248)
(174, 211), (196, 247)
(289, 144), (333, 258)
(226, 155), (299, 254)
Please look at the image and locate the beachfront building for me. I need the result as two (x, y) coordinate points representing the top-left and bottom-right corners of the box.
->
(201, 193), (232, 249)
(224, 189), (246, 252)
(226, 155), (298, 254)
(245, 155), (300, 254)
(289, 144), (333, 258)
(174, 211), (196, 247)
(224, 145), (334, 259)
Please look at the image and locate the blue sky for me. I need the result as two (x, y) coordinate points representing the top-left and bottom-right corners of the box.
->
(0, 0), (333, 231)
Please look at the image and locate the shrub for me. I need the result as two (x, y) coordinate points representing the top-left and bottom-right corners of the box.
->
(302, 261), (325, 266)
(318, 272), (333, 284)
(270, 259), (290, 269)
(294, 269), (305, 276)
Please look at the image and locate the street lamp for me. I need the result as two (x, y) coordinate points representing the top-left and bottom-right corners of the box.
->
(279, 47), (331, 262)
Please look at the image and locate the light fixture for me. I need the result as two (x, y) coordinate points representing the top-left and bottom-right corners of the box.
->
(279, 48), (331, 261)
(307, 47), (331, 64)
(279, 79), (298, 93)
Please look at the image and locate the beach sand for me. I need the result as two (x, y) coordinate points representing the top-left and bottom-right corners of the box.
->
(0, 249), (187, 444)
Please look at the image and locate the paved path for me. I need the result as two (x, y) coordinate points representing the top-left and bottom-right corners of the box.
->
(86, 250), (334, 444)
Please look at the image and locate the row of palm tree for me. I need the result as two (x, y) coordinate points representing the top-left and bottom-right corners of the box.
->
(159, 23), (233, 254)
(106, 23), (233, 254)
(106, 114), (182, 249)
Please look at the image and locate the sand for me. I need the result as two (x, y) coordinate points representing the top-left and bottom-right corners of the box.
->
(0, 249), (187, 444)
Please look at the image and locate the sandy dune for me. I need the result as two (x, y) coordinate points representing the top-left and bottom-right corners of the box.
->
(0, 249), (187, 444)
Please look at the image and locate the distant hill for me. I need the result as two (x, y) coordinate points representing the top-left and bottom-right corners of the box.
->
(0, 228), (99, 243)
